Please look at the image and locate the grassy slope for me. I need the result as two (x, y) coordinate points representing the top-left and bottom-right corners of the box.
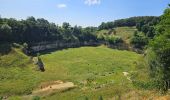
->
(0, 48), (39, 95)
(115, 27), (137, 43)
(97, 27), (137, 44)
(0, 46), (146, 100)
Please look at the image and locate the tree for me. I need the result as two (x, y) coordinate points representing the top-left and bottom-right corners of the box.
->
(99, 16), (159, 30)
(0, 24), (12, 42)
(62, 22), (70, 29)
(130, 31), (148, 49)
(147, 6), (170, 93)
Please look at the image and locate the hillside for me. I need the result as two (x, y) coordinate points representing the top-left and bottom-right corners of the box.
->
(97, 27), (137, 44)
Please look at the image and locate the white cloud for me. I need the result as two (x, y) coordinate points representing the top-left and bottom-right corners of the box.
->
(57, 4), (67, 8)
(84, 0), (101, 6)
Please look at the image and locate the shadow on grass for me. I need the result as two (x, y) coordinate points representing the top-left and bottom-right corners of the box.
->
(30, 45), (100, 56)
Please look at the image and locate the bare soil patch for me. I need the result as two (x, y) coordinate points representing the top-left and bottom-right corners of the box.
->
(33, 80), (76, 94)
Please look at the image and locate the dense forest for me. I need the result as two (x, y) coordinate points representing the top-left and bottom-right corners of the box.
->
(0, 17), (97, 44)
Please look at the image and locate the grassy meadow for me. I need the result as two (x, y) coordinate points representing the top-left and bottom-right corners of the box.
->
(0, 45), (154, 100)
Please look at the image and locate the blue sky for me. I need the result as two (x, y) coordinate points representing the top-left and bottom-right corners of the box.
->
(0, 0), (169, 27)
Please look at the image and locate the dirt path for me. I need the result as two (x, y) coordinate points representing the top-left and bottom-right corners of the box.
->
(154, 96), (170, 100)
(33, 81), (75, 94)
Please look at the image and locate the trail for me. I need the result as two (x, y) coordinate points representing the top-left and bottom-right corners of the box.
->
(33, 81), (75, 94)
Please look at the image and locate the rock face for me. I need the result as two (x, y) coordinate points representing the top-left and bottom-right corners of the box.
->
(37, 57), (45, 72)
(29, 41), (100, 53)
(33, 57), (45, 72)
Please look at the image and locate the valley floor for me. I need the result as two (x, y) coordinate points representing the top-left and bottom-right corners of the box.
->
(0, 46), (168, 100)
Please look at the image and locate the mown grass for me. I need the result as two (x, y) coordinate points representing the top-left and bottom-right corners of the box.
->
(0, 46), (150, 100)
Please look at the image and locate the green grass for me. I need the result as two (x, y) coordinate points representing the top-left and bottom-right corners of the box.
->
(39, 46), (142, 100)
(0, 46), (150, 99)
(0, 49), (40, 95)
(40, 46), (139, 82)
(115, 27), (137, 43)
(97, 27), (137, 44)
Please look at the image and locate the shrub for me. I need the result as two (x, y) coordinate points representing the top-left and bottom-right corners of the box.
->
(12, 43), (21, 48)
(32, 96), (40, 100)
(0, 96), (2, 100)
(130, 31), (148, 48)
(147, 7), (170, 93)
(105, 35), (123, 44)
(98, 95), (103, 100)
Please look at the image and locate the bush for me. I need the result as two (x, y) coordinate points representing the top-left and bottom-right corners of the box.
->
(147, 7), (170, 93)
(98, 95), (103, 100)
(0, 96), (2, 100)
(22, 43), (29, 54)
(105, 35), (123, 44)
(130, 31), (148, 48)
(12, 43), (21, 48)
(32, 96), (40, 100)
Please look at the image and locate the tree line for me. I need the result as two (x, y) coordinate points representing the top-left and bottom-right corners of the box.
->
(0, 17), (98, 45)
(0, 16), (160, 44)
(98, 16), (160, 30)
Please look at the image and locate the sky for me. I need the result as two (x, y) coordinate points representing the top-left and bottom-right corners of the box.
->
(0, 0), (169, 27)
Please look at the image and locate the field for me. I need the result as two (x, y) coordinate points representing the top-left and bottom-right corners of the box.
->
(0, 45), (156, 100)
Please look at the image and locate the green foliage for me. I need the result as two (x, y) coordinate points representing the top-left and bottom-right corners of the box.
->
(0, 43), (11, 55)
(97, 28), (127, 45)
(132, 80), (157, 90)
(85, 96), (89, 100)
(105, 35), (123, 44)
(133, 16), (160, 48)
(147, 6), (170, 93)
(12, 43), (21, 48)
(0, 17), (98, 45)
(0, 24), (12, 42)
(98, 22), (114, 30)
(98, 16), (159, 30)
(0, 96), (2, 100)
(32, 96), (40, 100)
(98, 95), (103, 100)
(130, 31), (148, 48)
(22, 43), (29, 54)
